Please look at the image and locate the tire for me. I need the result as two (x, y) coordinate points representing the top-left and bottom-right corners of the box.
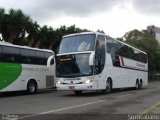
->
(74, 91), (82, 95)
(27, 80), (37, 94)
(135, 80), (140, 90)
(139, 80), (143, 89)
(102, 79), (112, 94)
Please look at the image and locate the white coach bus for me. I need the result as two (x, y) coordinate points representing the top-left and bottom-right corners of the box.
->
(0, 41), (55, 94)
(56, 32), (148, 94)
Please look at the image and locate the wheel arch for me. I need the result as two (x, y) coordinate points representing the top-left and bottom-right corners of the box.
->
(27, 78), (38, 90)
(107, 77), (113, 89)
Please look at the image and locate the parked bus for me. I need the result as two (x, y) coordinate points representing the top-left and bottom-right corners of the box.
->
(0, 41), (55, 94)
(56, 32), (148, 94)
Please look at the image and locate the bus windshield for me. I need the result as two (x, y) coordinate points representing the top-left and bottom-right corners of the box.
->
(58, 34), (95, 53)
(56, 53), (93, 78)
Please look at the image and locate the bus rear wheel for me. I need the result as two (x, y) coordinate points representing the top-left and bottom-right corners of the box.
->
(135, 80), (140, 90)
(27, 80), (37, 94)
(139, 80), (143, 89)
(74, 91), (82, 95)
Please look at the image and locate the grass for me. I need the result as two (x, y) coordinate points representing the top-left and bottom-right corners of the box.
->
(143, 103), (160, 114)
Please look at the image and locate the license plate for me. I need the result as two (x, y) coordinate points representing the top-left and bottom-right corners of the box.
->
(69, 86), (75, 90)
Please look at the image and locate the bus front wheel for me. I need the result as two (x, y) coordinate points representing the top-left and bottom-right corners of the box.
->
(102, 79), (112, 94)
(139, 80), (143, 89)
(27, 80), (37, 94)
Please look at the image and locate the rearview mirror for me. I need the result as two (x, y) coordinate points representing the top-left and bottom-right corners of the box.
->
(89, 51), (95, 66)
(47, 55), (54, 67)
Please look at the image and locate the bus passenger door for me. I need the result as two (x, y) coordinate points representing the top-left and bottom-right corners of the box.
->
(47, 55), (55, 87)
(94, 35), (106, 89)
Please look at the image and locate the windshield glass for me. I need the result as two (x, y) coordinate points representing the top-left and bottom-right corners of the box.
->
(56, 53), (93, 78)
(58, 34), (95, 53)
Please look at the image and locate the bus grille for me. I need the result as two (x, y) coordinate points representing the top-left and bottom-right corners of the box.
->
(46, 76), (54, 88)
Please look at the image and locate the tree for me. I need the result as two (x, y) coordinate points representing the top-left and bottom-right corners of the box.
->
(0, 7), (91, 53)
(46, 27), (58, 51)
(1, 9), (31, 44)
(123, 29), (160, 74)
(27, 21), (40, 47)
(97, 29), (105, 34)
(34, 25), (48, 48)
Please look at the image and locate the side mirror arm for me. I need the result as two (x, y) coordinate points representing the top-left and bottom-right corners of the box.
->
(47, 55), (54, 67)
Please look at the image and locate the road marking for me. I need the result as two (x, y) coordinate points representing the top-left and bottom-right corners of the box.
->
(115, 87), (160, 98)
(138, 87), (160, 93)
(115, 94), (132, 98)
(18, 100), (106, 119)
(14, 86), (160, 119)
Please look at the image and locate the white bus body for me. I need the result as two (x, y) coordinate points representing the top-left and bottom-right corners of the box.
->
(56, 32), (148, 94)
(0, 41), (55, 94)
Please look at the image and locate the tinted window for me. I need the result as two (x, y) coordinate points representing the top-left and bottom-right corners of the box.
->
(36, 51), (45, 57)
(21, 49), (35, 57)
(118, 45), (132, 58)
(56, 53), (92, 77)
(21, 49), (35, 64)
(0, 46), (54, 65)
(45, 52), (53, 58)
(45, 52), (54, 65)
(106, 37), (147, 63)
(132, 49), (147, 63)
(2, 46), (20, 63)
(35, 51), (45, 65)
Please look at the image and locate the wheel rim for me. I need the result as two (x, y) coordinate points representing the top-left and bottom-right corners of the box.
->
(136, 81), (139, 89)
(106, 82), (110, 92)
(29, 83), (35, 93)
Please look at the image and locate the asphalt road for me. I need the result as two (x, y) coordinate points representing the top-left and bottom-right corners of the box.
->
(0, 81), (160, 120)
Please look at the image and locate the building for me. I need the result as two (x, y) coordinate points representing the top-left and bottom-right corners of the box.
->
(147, 25), (160, 44)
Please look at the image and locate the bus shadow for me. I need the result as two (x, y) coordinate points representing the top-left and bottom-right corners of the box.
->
(0, 89), (56, 98)
(0, 91), (25, 98)
(65, 87), (147, 97)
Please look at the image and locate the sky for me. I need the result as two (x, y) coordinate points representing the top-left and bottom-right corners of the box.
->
(0, 0), (160, 38)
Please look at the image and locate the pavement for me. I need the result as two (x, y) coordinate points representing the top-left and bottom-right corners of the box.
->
(0, 81), (160, 120)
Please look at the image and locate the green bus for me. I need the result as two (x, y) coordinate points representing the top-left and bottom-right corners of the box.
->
(0, 41), (55, 94)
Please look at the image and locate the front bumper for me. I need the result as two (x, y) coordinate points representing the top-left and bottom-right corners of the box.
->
(56, 83), (94, 91)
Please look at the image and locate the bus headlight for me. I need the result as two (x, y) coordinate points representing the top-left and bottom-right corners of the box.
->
(56, 81), (61, 84)
(84, 80), (93, 84)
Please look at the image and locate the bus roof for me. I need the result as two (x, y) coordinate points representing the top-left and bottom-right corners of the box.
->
(62, 32), (147, 55)
(0, 41), (54, 53)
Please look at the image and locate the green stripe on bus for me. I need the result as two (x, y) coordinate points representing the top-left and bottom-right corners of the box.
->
(0, 63), (22, 90)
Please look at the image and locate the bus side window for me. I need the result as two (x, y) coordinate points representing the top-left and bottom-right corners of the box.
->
(21, 49), (35, 64)
(35, 51), (45, 65)
(45, 52), (54, 65)
(51, 59), (54, 65)
(2, 46), (20, 63)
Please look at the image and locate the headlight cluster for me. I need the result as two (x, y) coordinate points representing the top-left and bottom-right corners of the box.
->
(56, 81), (61, 84)
(83, 80), (93, 84)
(56, 79), (93, 84)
